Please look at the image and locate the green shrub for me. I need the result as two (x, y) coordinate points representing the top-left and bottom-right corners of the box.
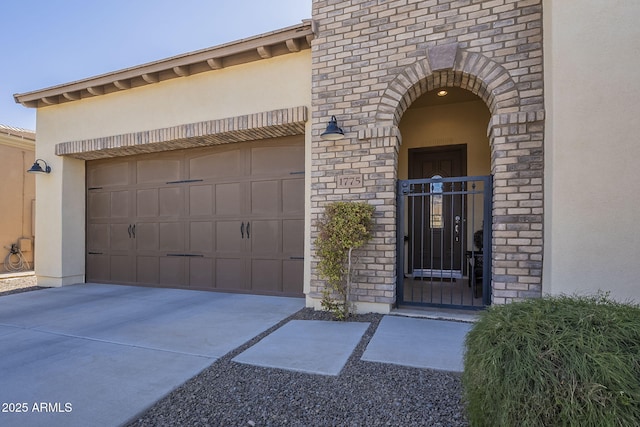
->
(315, 201), (374, 320)
(462, 294), (640, 427)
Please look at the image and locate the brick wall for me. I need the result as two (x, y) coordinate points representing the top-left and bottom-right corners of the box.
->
(310, 0), (544, 308)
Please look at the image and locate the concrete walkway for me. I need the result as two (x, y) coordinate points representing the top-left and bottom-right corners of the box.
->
(0, 284), (473, 427)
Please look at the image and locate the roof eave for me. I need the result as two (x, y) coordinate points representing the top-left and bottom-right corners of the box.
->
(14, 21), (315, 108)
(0, 125), (36, 141)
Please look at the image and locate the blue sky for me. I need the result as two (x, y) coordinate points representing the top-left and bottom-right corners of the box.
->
(2, 0), (312, 130)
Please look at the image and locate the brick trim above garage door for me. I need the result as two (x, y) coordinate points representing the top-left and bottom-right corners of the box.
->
(56, 106), (308, 160)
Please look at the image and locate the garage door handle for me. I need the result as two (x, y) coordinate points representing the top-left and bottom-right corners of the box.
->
(240, 222), (245, 239)
(246, 222), (250, 239)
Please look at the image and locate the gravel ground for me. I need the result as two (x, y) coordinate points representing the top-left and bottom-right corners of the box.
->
(127, 308), (469, 427)
(0, 278), (469, 426)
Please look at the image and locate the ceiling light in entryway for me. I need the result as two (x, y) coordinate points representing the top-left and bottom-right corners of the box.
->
(437, 90), (448, 97)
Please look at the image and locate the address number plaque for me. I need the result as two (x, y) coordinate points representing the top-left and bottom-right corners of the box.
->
(337, 174), (363, 188)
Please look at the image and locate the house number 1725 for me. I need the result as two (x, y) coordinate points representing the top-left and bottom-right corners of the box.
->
(337, 174), (363, 188)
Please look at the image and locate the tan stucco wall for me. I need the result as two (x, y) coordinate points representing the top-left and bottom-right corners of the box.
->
(0, 139), (35, 272)
(34, 51), (312, 286)
(543, 0), (640, 301)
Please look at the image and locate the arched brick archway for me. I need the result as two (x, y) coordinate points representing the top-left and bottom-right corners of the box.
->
(376, 43), (520, 126)
(364, 44), (545, 305)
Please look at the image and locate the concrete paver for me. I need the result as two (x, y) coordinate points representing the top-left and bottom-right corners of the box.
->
(233, 320), (370, 375)
(361, 315), (472, 372)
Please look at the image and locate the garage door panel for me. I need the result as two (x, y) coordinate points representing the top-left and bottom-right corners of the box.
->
(137, 189), (158, 217)
(251, 259), (281, 292)
(87, 162), (129, 188)
(159, 222), (184, 252)
(137, 159), (181, 184)
(159, 187), (182, 217)
(251, 181), (279, 215)
(189, 185), (214, 216)
(110, 255), (135, 283)
(215, 183), (242, 216)
(189, 149), (242, 180)
(216, 259), (247, 290)
(189, 257), (214, 289)
(159, 257), (185, 286)
(216, 221), (243, 252)
(283, 178), (304, 215)
(137, 256), (159, 285)
(111, 191), (131, 218)
(251, 145), (304, 175)
(190, 222), (213, 253)
(88, 193), (110, 220)
(136, 223), (159, 251)
(283, 220), (304, 254)
(110, 224), (132, 251)
(250, 220), (279, 254)
(283, 260), (304, 294)
(87, 254), (109, 282)
(87, 224), (109, 251)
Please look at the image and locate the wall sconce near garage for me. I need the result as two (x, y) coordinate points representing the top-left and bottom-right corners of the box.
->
(320, 115), (345, 141)
(27, 159), (51, 174)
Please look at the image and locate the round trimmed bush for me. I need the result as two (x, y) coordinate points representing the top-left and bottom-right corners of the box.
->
(462, 294), (640, 427)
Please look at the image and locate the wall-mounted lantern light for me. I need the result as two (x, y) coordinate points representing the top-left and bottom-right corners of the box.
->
(320, 115), (345, 141)
(27, 159), (51, 174)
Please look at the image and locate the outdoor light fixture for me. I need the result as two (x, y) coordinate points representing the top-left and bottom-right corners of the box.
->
(27, 159), (51, 174)
(320, 115), (345, 141)
(437, 90), (448, 97)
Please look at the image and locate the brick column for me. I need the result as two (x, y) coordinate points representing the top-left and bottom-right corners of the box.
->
(309, 126), (400, 310)
(489, 111), (545, 303)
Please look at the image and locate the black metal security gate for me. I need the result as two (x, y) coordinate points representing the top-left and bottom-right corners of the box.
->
(396, 176), (492, 309)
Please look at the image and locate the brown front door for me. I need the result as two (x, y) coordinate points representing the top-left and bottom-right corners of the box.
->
(86, 136), (304, 296)
(408, 145), (466, 277)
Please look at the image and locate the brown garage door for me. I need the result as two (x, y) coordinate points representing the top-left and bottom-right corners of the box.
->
(86, 136), (304, 296)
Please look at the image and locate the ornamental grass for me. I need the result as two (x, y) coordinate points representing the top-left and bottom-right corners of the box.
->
(462, 294), (640, 427)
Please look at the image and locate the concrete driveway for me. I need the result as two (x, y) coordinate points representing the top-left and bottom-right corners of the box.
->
(0, 284), (303, 427)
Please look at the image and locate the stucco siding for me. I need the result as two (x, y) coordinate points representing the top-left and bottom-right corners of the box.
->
(543, 0), (640, 301)
(37, 52), (311, 144)
(0, 140), (35, 273)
